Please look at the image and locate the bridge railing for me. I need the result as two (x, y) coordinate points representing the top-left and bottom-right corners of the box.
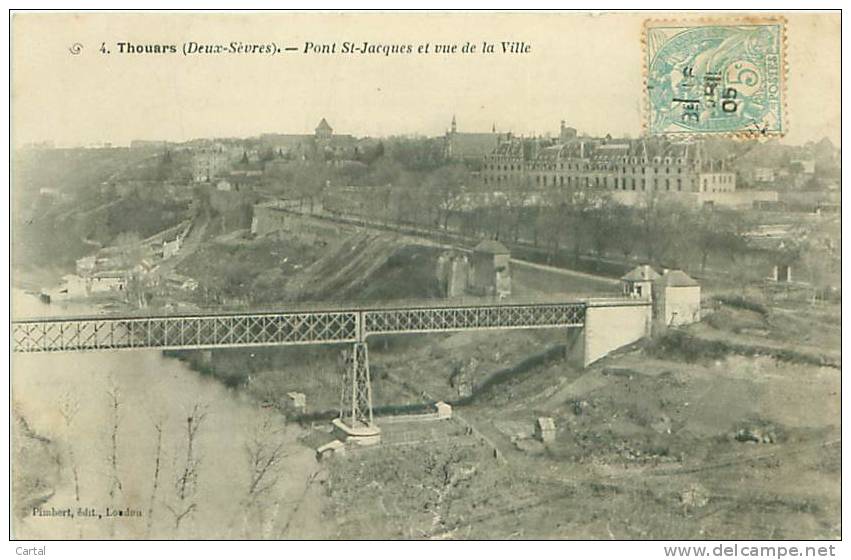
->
(11, 299), (598, 353)
(12, 293), (603, 322)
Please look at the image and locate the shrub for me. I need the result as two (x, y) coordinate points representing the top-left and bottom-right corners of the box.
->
(713, 295), (769, 317)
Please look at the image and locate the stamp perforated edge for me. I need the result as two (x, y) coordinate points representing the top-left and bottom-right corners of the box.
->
(641, 15), (788, 141)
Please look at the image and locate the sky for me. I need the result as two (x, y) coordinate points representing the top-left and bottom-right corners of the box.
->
(11, 12), (840, 147)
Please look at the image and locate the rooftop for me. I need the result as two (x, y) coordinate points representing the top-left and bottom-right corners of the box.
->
(474, 239), (510, 254)
(621, 264), (661, 282)
(658, 269), (700, 287)
(316, 118), (333, 133)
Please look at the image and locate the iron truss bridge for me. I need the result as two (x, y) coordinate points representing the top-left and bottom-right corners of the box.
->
(11, 301), (586, 354)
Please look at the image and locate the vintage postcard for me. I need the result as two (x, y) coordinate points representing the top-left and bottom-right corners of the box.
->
(10, 11), (840, 542)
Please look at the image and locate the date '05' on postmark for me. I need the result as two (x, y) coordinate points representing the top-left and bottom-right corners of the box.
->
(644, 18), (786, 137)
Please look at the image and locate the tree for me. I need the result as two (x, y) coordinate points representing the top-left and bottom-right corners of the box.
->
(583, 191), (616, 260)
(692, 208), (747, 272)
(635, 191), (690, 266)
(427, 164), (470, 230)
(608, 202), (641, 263)
(365, 156), (405, 187)
(145, 416), (165, 538)
(167, 403), (207, 532)
(106, 380), (123, 502)
(244, 413), (288, 500)
(58, 392), (82, 504)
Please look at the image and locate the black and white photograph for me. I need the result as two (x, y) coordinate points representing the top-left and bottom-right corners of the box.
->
(8, 10), (842, 544)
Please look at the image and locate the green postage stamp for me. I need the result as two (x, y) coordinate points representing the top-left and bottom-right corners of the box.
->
(644, 17), (786, 137)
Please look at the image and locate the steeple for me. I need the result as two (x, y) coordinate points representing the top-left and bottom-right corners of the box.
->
(451, 115), (457, 134)
(315, 118), (333, 138)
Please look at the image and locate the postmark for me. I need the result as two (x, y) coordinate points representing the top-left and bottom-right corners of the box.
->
(644, 17), (786, 137)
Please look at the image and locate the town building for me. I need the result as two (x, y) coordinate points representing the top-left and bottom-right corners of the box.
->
(790, 156), (816, 175)
(476, 123), (772, 208)
(315, 118), (333, 146)
(483, 132), (735, 194)
(192, 148), (229, 182)
(753, 167), (776, 183)
(444, 115), (502, 163)
(88, 270), (128, 294)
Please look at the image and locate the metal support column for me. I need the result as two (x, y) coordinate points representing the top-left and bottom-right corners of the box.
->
(339, 341), (374, 428)
(334, 340), (380, 445)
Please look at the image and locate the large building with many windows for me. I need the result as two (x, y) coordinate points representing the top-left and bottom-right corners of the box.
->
(481, 123), (741, 206)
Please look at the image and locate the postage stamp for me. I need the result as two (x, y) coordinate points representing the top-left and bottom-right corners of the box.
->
(644, 17), (786, 137)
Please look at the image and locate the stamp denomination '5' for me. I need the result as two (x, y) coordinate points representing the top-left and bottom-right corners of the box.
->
(644, 18), (786, 137)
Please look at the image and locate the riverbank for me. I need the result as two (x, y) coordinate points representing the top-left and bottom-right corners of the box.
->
(12, 348), (326, 539)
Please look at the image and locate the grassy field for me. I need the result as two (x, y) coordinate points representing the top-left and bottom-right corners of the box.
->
(316, 299), (840, 539)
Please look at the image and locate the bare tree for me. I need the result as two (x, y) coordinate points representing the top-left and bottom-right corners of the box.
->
(245, 413), (289, 501)
(241, 412), (290, 538)
(145, 418), (165, 538)
(167, 403), (207, 531)
(58, 392), (81, 503)
(105, 381), (123, 501)
(421, 445), (472, 537)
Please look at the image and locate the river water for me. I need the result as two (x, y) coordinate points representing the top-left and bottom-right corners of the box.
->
(12, 290), (323, 539)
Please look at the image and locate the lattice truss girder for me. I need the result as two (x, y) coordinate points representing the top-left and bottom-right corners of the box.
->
(11, 312), (359, 352)
(12, 303), (587, 353)
(363, 303), (585, 335)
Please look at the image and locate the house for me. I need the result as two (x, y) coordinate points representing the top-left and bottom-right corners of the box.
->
(165, 273), (199, 292)
(470, 240), (511, 297)
(87, 270), (127, 294)
(653, 269), (701, 327)
(162, 238), (181, 259)
(622, 265), (701, 327)
(535, 417), (556, 443)
(192, 149), (229, 182)
(772, 264), (793, 283)
(621, 264), (660, 299)
(753, 167), (776, 183)
(790, 157), (816, 175)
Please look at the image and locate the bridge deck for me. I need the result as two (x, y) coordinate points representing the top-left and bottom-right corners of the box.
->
(11, 301), (588, 353)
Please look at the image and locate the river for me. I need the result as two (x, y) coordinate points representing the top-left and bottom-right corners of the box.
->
(12, 290), (325, 539)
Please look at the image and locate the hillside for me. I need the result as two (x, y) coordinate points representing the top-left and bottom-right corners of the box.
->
(318, 298), (840, 539)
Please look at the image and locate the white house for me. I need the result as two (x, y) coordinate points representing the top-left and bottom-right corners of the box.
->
(621, 264), (660, 299)
(653, 269), (701, 326)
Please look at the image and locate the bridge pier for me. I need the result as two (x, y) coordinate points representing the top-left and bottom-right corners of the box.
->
(565, 300), (652, 368)
(334, 341), (381, 445)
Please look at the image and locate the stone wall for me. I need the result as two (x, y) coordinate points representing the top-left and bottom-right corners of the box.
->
(567, 300), (652, 367)
(251, 205), (344, 239)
